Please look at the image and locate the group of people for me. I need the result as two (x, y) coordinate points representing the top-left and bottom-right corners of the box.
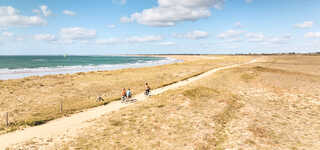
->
(121, 88), (132, 101)
(121, 82), (151, 102)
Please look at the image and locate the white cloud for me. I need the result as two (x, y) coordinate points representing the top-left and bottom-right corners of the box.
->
(40, 5), (52, 17)
(283, 34), (292, 39)
(245, 33), (292, 44)
(32, 9), (41, 14)
(16, 37), (24, 41)
(32, 28), (96, 44)
(34, 33), (56, 41)
(0, 6), (47, 27)
(120, 0), (225, 27)
(268, 36), (290, 44)
(127, 35), (163, 43)
(295, 21), (313, 28)
(112, 0), (126, 5)
(158, 41), (176, 46)
(96, 38), (120, 45)
(218, 30), (245, 39)
(120, 16), (133, 23)
(267, 36), (292, 45)
(304, 32), (320, 38)
(224, 38), (243, 43)
(41, 5), (52, 17)
(2, 31), (13, 37)
(0, 32), (27, 42)
(96, 35), (163, 45)
(63, 10), (76, 16)
(245, 32), (265, 42)
(107, 24), (116, 28)
(15, 37), (24, 41)
(59, 27), (96, 41)
(174, 30), (209, 39)
(33, 5), (52, 17)
(234, 22), (243, 28)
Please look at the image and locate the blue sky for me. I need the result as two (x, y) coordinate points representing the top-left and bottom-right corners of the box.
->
(0, 0), (319, 55)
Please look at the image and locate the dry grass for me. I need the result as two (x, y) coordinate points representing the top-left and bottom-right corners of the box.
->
(0, 55), (253, 134)
(40, 55), (320, 150)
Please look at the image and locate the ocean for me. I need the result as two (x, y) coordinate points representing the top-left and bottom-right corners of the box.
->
(0, 55), (178, 80)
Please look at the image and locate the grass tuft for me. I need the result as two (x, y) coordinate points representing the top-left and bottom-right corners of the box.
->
(182, 87), (219, 99)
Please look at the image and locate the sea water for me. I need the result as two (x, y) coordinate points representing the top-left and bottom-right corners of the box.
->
(0, 55), (178, 80)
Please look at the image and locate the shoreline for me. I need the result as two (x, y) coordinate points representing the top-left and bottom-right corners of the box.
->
(0, 56), (181, 80)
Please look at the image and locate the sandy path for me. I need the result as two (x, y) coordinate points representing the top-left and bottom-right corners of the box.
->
(0, 59), (257, 149)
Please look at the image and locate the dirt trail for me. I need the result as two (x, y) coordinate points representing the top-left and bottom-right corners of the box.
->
(0, 59), (257, 149)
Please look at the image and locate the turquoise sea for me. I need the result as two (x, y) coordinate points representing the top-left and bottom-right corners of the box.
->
(0, 55), (177, 80)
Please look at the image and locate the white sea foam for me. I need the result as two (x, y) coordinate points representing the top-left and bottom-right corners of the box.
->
(0, 57), (181, 80)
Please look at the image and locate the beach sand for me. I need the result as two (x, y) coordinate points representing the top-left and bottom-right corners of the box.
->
(0, 55), (253, 134)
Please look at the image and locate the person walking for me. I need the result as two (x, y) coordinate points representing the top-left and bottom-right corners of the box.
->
(121, 88), (127, 102)
(126, 88), (132, 99)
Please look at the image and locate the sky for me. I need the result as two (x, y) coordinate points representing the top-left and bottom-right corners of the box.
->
(0, 0), (319, 55)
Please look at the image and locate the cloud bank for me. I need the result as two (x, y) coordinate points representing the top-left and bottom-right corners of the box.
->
(121, 0), (225, 27)
(0, 6), (47, 27)
(174, 30), (209, 39)
(295, 21), (313, 28)
(63, 10), (76, 16)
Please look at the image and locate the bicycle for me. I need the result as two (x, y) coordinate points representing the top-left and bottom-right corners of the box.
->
(144, 89), (150, 96)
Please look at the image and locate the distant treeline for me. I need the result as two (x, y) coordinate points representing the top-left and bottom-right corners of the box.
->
(233, 52), (320, 56)
(141, 52), (320, 56)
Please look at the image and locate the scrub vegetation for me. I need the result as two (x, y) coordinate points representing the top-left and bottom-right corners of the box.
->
(51, 55), (320, 150)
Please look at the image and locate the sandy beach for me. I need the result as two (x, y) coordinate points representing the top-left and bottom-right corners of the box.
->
(0, 55), (253, 134)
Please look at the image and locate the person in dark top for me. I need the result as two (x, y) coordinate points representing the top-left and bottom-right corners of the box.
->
(145, 82), (151, 96)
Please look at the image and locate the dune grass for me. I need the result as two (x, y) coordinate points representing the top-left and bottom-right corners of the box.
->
(43, 55), (320, 150)
(0, 55), (254, 134)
